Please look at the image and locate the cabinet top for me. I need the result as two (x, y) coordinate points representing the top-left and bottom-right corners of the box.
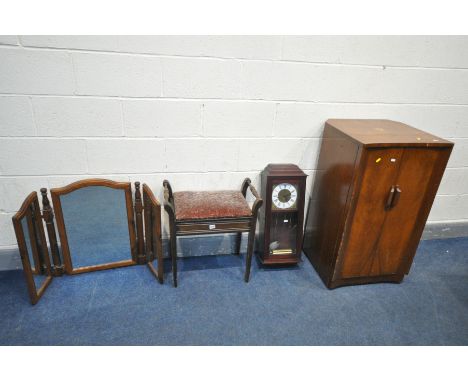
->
(326, 119), (453, 147)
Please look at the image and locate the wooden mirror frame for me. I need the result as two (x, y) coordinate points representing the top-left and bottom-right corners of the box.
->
(50, 179), (137, 275)
(12, 192), (53, 305)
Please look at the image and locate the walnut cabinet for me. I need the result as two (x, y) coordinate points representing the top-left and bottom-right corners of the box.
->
(303, 119), (453, 289)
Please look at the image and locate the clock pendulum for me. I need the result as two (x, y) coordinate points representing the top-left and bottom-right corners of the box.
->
(257, 164), (307, 265)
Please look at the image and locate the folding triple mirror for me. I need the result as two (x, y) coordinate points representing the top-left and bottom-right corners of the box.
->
(12, 192), (53, 305)
(12, 179), (163, 305)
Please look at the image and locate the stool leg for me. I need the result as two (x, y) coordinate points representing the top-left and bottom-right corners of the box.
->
(169, 222), (178, 287)
(235, 232), (242, 255)
(244, 226), (256, 282)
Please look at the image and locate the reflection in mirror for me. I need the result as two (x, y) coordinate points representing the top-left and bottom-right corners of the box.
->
(12, 192), (52, 305)
(56, 183), (134, 271)
(21, 216), (47, 289)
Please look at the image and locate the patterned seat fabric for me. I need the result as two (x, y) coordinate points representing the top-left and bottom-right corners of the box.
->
(173, 191), (252, 220)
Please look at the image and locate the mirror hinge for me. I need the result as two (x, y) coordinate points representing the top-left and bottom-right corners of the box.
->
(52, 265), (65, 277)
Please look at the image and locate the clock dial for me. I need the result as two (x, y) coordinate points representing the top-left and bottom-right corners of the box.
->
(272, 183), (298, 209)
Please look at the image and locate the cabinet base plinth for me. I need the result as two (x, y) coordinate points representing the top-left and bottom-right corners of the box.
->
(328, 274), (405, 289)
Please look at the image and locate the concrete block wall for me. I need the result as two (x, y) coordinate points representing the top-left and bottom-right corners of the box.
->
(1, 36), (468, 268)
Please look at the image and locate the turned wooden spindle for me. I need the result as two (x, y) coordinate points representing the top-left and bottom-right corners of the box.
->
(134, 182), (146, 264)
(143, 192), (153, 262)
(40, 188), (64, 276)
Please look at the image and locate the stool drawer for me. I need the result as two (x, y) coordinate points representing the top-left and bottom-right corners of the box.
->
(176, 220), (251, 235)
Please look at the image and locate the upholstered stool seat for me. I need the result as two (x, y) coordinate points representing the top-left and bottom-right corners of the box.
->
(173, 191), (252, 221)
(163, 179), (263, 287)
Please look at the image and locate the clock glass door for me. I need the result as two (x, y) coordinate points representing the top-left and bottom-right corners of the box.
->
(269, 212), (298, 256)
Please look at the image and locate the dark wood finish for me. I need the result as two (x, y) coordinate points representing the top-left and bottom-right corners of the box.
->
(12, 192), (53, 305)
(326, 119), (453, 147)
(50, 178), (137, 275)
(143, 184), (164, 284)
(68, 259), (137, 275)
(303, 119), (453, 289)
(143, 186), (154, 262)
(163, 178), (263, 287)
(258, 164), (307, 265)
(134, 182), (146, 265)
(163, 180), (178, 287)
(40, 188), (64, 276)
(335, 148), (403, 278)
(243, 178), (263, 282)
(176, 218), (251, 235)
(235, 179), (250, 256)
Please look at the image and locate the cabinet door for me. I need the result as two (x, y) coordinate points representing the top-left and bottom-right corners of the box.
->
(338, 148), (404, 279)
(375, 148), (447, 275)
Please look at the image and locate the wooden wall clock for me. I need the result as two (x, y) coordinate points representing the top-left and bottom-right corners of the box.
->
(257, 164), (307, 265)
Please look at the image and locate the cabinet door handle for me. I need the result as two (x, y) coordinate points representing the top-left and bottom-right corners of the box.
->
(385, 186), (395, 209)
(392, 186), (401, 208)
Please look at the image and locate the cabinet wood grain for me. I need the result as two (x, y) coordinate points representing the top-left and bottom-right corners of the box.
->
(303, 119), (453, 288)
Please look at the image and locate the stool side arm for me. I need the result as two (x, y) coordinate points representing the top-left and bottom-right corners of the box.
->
(241, 178), (263, 216)
(251, 197), (263, 217)
(163, 180), (176, 218)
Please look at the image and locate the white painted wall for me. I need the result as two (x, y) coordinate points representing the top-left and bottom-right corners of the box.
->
(1, 36), (468, 265)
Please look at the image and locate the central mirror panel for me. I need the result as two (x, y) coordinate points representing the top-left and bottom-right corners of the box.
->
(61, 186), (131, 268)
(51, 179), (137, 274)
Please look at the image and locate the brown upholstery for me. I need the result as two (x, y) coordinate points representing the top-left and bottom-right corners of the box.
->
(173, 190), (252, 220)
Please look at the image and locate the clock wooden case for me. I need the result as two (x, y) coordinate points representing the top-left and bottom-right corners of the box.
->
(258, 164), (307, 265)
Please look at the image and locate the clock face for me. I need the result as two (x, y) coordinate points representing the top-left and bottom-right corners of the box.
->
(272, 183), (298, 209)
